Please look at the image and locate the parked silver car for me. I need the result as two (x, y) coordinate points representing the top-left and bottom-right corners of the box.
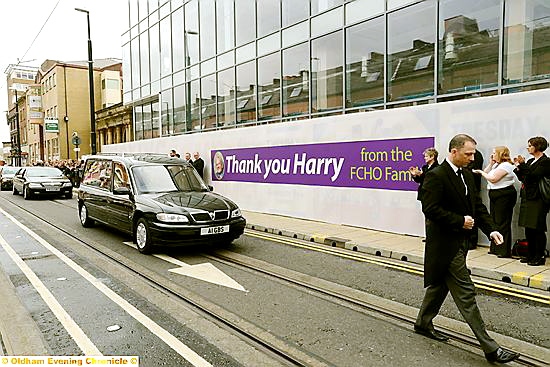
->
(0, 166), (20, 190)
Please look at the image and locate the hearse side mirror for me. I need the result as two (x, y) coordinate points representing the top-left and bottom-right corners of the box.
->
(208, 185), (213, 191)
(113, 187), (131, 195)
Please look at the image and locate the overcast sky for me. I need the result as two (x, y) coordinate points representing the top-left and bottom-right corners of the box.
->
(0, 0), (128, 142)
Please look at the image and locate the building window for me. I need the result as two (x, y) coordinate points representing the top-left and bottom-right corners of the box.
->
(236, 61), (257, 125)
(387, 0), (436, 102)
(235, 0), (255, 46)
(439, 0), (500, 94)
(201, 74), (217, 129)
(217, 67), (236, 127)
(346, 15), (385, 108)
(283, 42), (309, 117)
(257, 0), (280, 38)
(173, 83), (187, 134)
(199, 0), (216, 60)
(217, 0), (235, 53)
(312, 31), (343, 113)
(258, 52), (281, 121)
(503, 0), (550, 85)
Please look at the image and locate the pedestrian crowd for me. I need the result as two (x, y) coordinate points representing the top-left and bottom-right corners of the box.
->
(29, 159), (85, 188)
(169, 149), (205, 179)
(411, 133), (550, 364)
(410, 135), (550, 267)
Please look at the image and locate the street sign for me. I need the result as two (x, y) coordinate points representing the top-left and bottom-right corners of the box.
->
(72, 136), (82, 145)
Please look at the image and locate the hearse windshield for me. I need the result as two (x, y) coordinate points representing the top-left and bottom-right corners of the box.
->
(132, 164), (208, 193)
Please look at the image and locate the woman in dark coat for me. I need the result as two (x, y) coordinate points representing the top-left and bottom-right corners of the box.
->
(514, 136), (550, 266)
(410, 147), (439, 201)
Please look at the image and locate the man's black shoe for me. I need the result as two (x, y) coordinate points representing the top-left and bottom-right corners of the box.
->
(527, 257), (546, 266)
(485, 347), (519, 363)
(520, 257), (532, 263)
(413, 326), (449, 342)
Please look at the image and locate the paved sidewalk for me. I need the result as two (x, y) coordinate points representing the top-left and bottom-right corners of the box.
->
(242, 210), (550, 292)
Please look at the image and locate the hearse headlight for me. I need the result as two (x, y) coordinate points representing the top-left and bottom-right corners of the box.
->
(28, 183), (42, 188)
(156, 213), (189, 223)
(63, 182), (73, 187)
(231, 208), (241, 218)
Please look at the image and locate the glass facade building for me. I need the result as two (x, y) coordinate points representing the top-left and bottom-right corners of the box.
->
(123, 0), (550, 141)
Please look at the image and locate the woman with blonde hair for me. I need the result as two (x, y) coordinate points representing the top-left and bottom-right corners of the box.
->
(473, 146), (517, 257)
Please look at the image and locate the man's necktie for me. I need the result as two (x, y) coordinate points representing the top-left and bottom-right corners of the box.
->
(457, 168), (468, 195)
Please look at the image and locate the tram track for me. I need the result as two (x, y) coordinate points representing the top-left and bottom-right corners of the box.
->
(0, 197), (329, 366)
(245, 230), (550, 306)
(207, 245), (549, 367)
(1, 197), (548, 366)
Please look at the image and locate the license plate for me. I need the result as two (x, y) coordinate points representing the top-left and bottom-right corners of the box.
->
(45, 186), (59, 191)
(201, 225), (229, 235)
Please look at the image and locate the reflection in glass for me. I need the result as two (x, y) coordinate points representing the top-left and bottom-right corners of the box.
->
(160, 16), (172, 77)
(140, 32), (150, 86)
(282, 0), (309, 27)
(122, 43), (131, 93)
(312, 31), (343, 113)
(152, 101), (160, 138)
(149, 24), (160, 82)
(439, 0), (500, 94)
(236, 61), (256, 123)
(131, 37), (140, 90)
(346, 16), (384, 108)
(504, 0), (550, 85)
(258, 53), (281, 120)
(161, 90), (173, 136)
(236, 0), (256, 46)
(200, 0), (216, 60)
(387, 1), (435, 102)
(143, 103), (153, 139)
(283, 43), (309, 117)
(185, 0), (199, 66)
(172, 8), (184, 72)
(173, 84), (186, 134)
(257, 0), (280, 37)
(201, 74), (217, 129)
(218, 68), (236, 127)
(217, 0), (235, 53)
(135, 105), (143, 140)
(311, 0), (343, 15)
(190, 80), (201, 131)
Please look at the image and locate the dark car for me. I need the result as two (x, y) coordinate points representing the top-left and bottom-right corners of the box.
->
(77, 154), (246, 254)
(12, 166), (73, 200)
(0, 166), (20, 190)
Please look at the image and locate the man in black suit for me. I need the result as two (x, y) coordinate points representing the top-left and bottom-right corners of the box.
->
(415, 134), (519, 364)
(192, 151), (205, 179)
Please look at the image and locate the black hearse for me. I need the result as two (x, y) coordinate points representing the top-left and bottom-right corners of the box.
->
(78, 153), (246, 253)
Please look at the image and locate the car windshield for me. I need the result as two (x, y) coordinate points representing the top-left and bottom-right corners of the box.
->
(132, 164), (208, 194)
(27, 167), (64, 177)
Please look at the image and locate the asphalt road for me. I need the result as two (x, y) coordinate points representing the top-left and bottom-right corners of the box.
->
(0, 191), (547, 366)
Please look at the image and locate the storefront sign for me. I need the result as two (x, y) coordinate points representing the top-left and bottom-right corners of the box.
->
(44, 117), (59, 133)
(211, 137), (434, 191)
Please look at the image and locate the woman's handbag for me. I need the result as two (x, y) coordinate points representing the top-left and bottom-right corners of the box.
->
(512, 239), (529, 258)
(539, 176), (550, 205)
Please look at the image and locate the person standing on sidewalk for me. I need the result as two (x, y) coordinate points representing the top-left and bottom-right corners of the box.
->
(415, 134), (519, 364)
(514, 136), (550, 266)
(473, 146), (517, 258)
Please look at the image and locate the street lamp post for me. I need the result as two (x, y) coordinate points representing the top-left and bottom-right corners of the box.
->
(75, 8), (97, 155)
(13, 89), (22, 166)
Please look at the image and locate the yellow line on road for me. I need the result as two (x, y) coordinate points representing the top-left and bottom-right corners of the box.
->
(246, 230), (550, 305)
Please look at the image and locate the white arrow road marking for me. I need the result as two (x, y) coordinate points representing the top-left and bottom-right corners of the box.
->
(123, 242), (247, 292)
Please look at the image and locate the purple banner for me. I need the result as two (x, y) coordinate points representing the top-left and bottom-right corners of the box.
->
(211, 137), (435, 191)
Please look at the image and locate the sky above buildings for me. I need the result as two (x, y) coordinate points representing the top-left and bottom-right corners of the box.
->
(0, 0), (128, 143)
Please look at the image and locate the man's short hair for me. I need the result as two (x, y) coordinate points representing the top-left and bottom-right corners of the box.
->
(448, 134), (477, 152)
